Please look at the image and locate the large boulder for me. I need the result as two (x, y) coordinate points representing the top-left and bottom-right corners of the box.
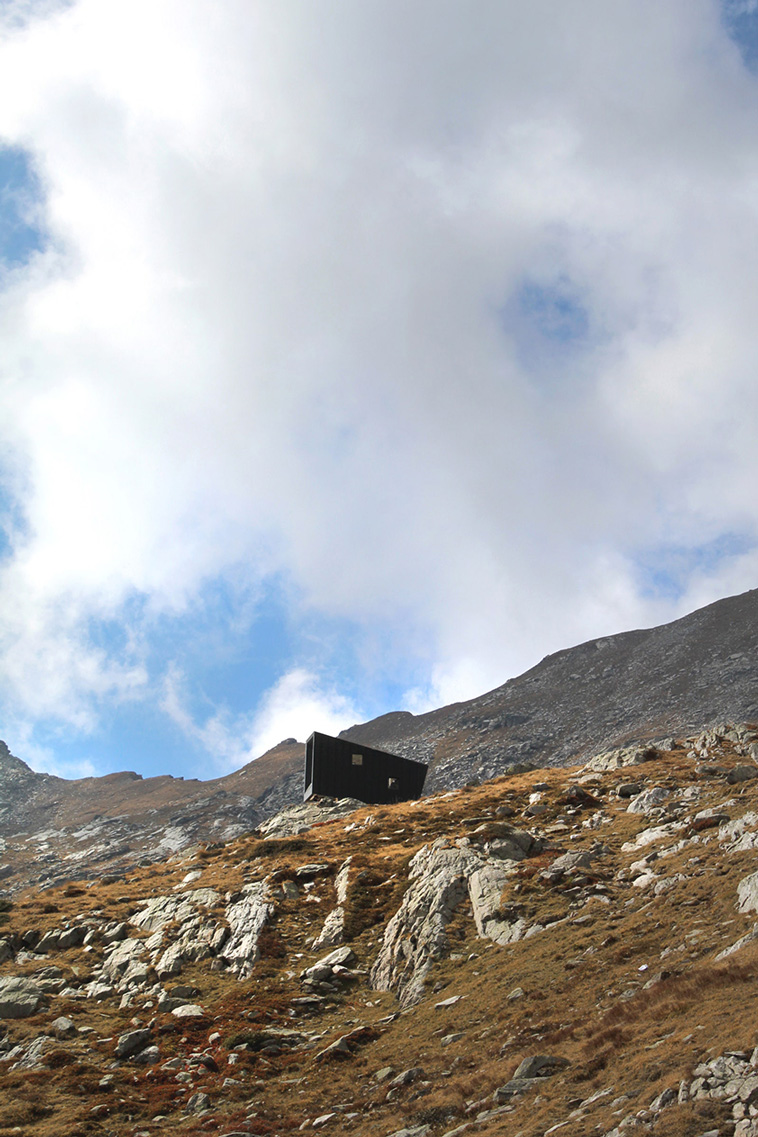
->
(312, 857), (353, 951)
(468, 863), (528, 945)
(0, 976), (45, 1018)
(627, 786), (670, 814)
(737, 871), (758, 914)
(115, 1027), (152, 1059)
(130, 889), (220, 934)
(584, 746), (658, 772)
(370, 840), (482, 1006)
(258, 798), (364, 839)
(221, 882), (274, 978)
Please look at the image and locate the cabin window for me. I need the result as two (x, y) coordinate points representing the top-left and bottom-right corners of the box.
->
(352, 753), (363, 766)
(388, 776), (398, 789)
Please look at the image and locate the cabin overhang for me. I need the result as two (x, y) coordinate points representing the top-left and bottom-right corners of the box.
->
(304, 731), (427, 805)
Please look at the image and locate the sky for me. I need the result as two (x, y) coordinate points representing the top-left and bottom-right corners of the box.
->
(0, 1), (757, 781)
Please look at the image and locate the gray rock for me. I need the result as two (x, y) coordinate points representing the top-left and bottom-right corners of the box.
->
(51, 1016), (77, 1037)
(627, 786), (670, 814)
(36, 930), (61, 952)
(311, 946), (355, 971)
(370, 841), (480, 1005)
(312, 857), (353, 951)
(102, 936), (146, 985)
(86, 981), (115, 1000)
(492, 1076), (541, 1101)
(469, 863), (527, 945)
(728, 766), (758, 784)
(0, 940), (13, 964)
(584, 746), (655, 772)
(102, 921), (128, 945)
(513, 1054), (570, 1079)
(485, 828), (537, 859)
(169, 983), (200, 998)
(312, 905), (346, 951)
(314, 1036), (352, 1060)
(541, 850), (596, 881)
(185, 1091), (211, 1113)
(115, 1028), (151, 1058)
(221, 882), (274, 978)
(389, 1066), (425, 1088)
(57, 926), (86, 949)
(171, 1003), (204, 1018)
(258, 797), (365, 839)
(649, 1086), (677, 1110)
(130, 888), (220, 934)
(132, 1044), (160, 1065)
(371, 833), (548, 1005)
(295, 863), (331, 879)
(157, 995), (191, 1012)
(11, 1034), (52, 1069)
(738, 1075), (758, 1104)
(716, 924), (758, 960)
(0, 976), (45, 1018)
(737, 871), (758, 914)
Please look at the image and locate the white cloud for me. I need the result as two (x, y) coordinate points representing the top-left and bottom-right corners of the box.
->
(0, 1), (756, 766)
(1, 713), (97, 779)
(162, 665), (359, 772)
(241, 668), (361, 762)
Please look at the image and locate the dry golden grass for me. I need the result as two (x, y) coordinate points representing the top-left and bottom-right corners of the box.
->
(0, 739), (756, 1135)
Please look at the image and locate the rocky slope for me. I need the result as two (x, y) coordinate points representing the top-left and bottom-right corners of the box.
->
(0, 740), (304, 891)
(342, 587), (758, 789)
(2, 587), (758, 891)
(0, 724), (758, 1136)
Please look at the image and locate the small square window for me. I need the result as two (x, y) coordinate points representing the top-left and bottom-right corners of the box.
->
(388, 776), (398, 788)
(352, 753), (363, 766)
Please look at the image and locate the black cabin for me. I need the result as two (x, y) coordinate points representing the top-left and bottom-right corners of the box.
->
(303, 731), (427, 805)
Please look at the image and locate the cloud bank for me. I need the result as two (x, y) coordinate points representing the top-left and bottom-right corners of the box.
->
(0, 1), (757, 773)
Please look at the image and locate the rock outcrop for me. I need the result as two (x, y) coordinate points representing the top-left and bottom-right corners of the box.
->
(371, 827), (545, 1005)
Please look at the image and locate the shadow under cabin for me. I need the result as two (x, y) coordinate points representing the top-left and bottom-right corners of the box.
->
(303, 731), (428, 805)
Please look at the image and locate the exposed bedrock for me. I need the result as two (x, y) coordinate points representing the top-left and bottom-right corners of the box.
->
(370, 829), (543, 1006)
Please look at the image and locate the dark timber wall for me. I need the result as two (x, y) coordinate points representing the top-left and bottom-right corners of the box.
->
(303, 731), (427, 805)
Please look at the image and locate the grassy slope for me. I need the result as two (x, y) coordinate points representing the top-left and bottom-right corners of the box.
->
(0, 737), (757, 1136)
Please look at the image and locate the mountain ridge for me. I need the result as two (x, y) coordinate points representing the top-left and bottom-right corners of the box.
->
(341, 587), (758, 789)
(0, 586), (757, 889)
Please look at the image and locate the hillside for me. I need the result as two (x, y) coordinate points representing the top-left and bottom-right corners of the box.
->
(342, 587), (758, 789)
(0, 740), (304, 891)
(0, 724), (757, 1136)
(2, 587), (758, 892)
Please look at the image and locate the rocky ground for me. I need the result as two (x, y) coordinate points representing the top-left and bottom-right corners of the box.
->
(0, 740), (304, 892)
(0, 724), (758, 1135)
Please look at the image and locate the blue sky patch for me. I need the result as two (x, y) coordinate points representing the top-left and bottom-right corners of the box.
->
(0, 146), (45, 267)
(516, 279), (590, 345)
(721, 0), (758, 71)
(36, 574), (430, 780)
(500, 275), (592, 386)
(634, 531), (756, 602)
